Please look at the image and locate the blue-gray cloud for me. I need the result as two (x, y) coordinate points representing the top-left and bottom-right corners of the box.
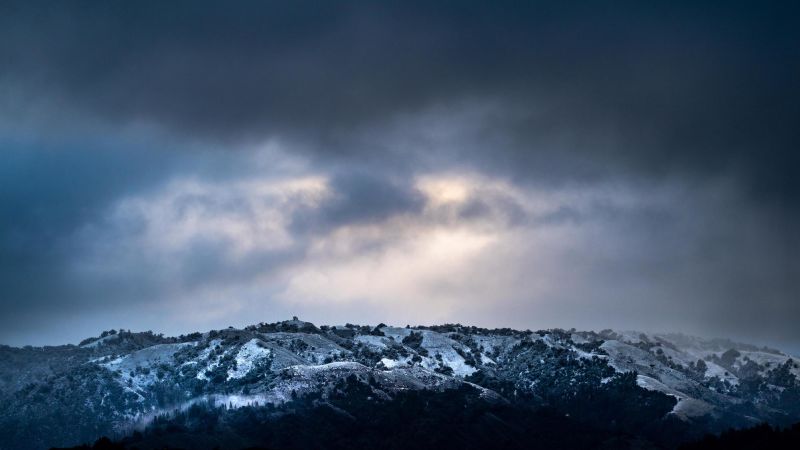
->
(1, 1), (797, 202)
(290, 171), (425, 234)
(0, 1), (797, 349)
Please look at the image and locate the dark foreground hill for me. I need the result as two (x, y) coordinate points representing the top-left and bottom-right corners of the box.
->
(54, 420), (800, 450)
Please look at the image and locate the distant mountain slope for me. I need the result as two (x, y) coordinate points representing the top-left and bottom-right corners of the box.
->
(1, 320), (799, 449)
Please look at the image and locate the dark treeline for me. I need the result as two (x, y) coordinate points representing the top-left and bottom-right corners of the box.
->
(50, 374), (689, 450)
(52, 420), (800, 450)
(679, 422), (800, 450)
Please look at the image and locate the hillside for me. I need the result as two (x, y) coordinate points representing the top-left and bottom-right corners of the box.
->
(1, 319), (799, 449)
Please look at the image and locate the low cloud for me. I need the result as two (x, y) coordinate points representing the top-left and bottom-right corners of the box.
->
(0, 2), (796, 351)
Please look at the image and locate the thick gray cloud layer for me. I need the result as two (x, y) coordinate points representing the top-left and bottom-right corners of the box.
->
(0, 1), (797, 350)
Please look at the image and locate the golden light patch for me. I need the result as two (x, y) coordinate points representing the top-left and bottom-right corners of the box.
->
(416, 176), (472, 206)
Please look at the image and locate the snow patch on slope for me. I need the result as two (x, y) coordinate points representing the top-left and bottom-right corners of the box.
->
(418, 331), (476, 377)
(227, 339), (271, 380)
(355, 335), (389, 350)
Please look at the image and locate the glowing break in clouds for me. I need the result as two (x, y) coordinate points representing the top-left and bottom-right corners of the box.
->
(58, 168), (713, 336)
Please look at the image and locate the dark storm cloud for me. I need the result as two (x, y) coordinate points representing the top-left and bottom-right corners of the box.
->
(0, 130), (293, 336)
(0, 139), (199, 334)
(1, 1), (798, 204)
(0, 142), (168, 299)
(291, 171), (425, 234)
(0, 1), (797, 347)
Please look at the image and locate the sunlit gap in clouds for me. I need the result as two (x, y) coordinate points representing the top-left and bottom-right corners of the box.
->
(0, 0), (797, 354)
(63, 149), (680, 336)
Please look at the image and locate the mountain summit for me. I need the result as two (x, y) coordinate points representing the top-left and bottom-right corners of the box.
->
(2, 320), (799, 449)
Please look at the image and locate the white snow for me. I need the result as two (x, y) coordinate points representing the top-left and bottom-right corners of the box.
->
(196, 340), (228, 381)
(672, 398), (714, 419)
(380, 356), (411, 369)
(735, 351), (800, 378)
(417, 331), (477, 377)
(573, 348), (604, 360)
(355, 335), (389, 350)
(102, 342), (194, 372)
(380, 326), (413, 341)
(227, 339), (271, 380)
(260, 332), (350, 365)
(288, 361), (368, 376)
(571, 333), (590, 344)
(635, 375), (711, 418)
(85, 324), (799, 429)
(704, 360), (739, 385)
(636, 374), (681, 397)
(197, 339), (222, 360)
(471, 335), (521, 359)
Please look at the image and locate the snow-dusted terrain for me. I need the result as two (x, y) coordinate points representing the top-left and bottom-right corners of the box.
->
(1, 319), (799, 449)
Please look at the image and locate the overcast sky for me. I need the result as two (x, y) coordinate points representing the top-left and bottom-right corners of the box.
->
(1, 1), (797, 351)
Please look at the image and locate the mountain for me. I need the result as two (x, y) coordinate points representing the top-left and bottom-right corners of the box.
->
(1, 319), (799, 449)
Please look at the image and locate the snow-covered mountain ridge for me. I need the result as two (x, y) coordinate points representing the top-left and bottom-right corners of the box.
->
(1, 319), (799, 449)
